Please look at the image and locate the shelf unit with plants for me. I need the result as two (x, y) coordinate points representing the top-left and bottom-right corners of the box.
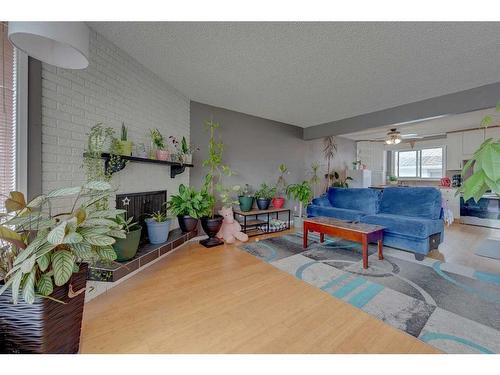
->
(83, 152), (194, 178)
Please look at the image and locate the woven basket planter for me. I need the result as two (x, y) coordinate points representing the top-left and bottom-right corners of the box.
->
(0, 263), (88, 354)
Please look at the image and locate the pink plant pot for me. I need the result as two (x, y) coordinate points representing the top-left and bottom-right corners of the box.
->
(156, 149), (169, 161)
(272, 197), (285, 209)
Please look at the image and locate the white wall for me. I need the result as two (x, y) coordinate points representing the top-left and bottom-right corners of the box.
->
(41, 30), (190, 215)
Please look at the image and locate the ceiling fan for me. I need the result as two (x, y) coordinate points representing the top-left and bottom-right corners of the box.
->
(383, 128), (423, 144)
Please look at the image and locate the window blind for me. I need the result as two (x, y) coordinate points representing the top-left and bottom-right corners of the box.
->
(0, 22), (16, 211)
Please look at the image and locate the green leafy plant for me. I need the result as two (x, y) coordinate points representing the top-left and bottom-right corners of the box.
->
(388, 175), (398, 182)
(323, 136), (337, 187)
(82, 124), (124, 210)
(202, 119), (236, 217)
(254, 183), (276, 200)
(120, 122), (128, 141)
(332, 175), (353, 188)
(309, 162), (321, 196)
(167, 184), (212, 219)
(114, 215), (140, 233)
(275, 164), (289, 197)
(148, 210), (171, 223)
(459, 100), (500, 202)
(286, 181), (313, 218)
(150, 128), (166, 150)
(0, 181), (126, 304)
(237, 184), (253, 197)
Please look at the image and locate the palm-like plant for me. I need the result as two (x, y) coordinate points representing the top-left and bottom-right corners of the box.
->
(286, 181), (313, 219)
(0, 181), (126, 304)
(323, 136), (337, 188)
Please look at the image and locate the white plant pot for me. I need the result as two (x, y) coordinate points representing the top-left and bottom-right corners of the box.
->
(293, 216), (304, 229)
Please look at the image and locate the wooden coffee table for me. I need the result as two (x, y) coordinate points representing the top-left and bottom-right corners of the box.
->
(303, 217), (385, 269)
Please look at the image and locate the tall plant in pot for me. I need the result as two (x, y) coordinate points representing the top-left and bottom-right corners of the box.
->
(150, 128), (169, 160)
(0, 181), (125, 353)
(237, 184), (254, 212)
(168, 184), (211, 232)
(254, 183), (276, 210)
(273, 164), (289, 208)
(286, 181), (313, 227)
(116, 122), (133, 156)
(200, 119), (235, 248)
(323, 136), (337, 190)
(112, 215), (141, 261)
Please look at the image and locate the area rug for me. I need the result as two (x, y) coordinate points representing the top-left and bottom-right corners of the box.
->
(239, 233), (500, 354)
(476, 238), (500, 260)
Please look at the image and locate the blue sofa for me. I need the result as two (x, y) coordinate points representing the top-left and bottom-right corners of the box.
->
(307, 187), (444, 258)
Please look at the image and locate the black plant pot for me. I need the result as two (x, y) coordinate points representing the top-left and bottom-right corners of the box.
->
(200, 215), (224, 248)
(256, 198), (271, 210)
(178, 215), (199, 233)
(0, 263), (88, 354)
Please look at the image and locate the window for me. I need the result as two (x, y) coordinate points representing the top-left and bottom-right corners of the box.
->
(0, 22), (16, 211)
(394, 147), (444, 179)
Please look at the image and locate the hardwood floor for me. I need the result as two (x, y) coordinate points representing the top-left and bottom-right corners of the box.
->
(428, 222), (500, 274)
(80, 230), (439, 354)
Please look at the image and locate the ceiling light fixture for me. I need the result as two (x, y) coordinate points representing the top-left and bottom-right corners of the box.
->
(385, 128), (402, 145)
(8, 22), (90, 69)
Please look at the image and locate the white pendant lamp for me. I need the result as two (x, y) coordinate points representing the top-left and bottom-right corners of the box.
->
(8, 22), (90, 69)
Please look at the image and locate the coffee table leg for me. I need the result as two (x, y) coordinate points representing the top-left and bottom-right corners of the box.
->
(303, 223), (308, 248)
(362, 236), (368, 269)
(320, 233), (325, 243)
(378, 238), (384, 260)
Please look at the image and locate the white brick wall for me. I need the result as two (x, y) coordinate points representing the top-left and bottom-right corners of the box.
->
(41, 30), (190, 217)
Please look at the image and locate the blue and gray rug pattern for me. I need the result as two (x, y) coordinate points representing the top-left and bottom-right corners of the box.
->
(239, 233), (500, 354)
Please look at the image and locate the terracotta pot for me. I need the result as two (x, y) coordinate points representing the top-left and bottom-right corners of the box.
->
(272, 197), (285, 208)
(156, 149), (169, 161)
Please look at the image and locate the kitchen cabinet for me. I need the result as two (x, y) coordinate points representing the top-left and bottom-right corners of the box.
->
(446, 132), (463, 170)
(462, 129), (485, 159)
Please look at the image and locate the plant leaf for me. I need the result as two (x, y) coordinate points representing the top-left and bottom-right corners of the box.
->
(88, 209), (126, 219)
(97, 246), (117, 261)
(20, 255), (36, 274)
(13, 234), (47, 265)
(26, 195), (47, 208)
(22, 268), (36, 304)
(62, 232), (83, 244)
(108, 229), (127, 239)
(36, 274), (54, 296)
(74, 207), (87, 224)
(0, 225), (26, 249)
(479, 143), (500, 182)
(83, 234), (116, 246)
(47, 221), (68, 245)
(71, 242), (96, 261)
(47, 186), (82, 198)
(81, 218), (119, 227)
(52, 250), (75, 286)
(84, 181), (112, 191)
(5, 191), (26, 212)
(11, 271), (23, 304)
(37, 253), (51, 272)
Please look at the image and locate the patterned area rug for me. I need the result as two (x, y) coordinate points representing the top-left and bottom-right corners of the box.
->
(239, 233), (500, 354)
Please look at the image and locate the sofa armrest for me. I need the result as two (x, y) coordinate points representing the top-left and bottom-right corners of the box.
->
(312, 195), (331, 207)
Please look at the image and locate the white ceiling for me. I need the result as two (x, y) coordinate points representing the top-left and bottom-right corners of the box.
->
(89, 22), (500, 128)
(341, 107), (497, 141)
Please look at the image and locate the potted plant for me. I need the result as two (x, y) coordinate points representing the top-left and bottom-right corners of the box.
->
(254, 183), (276, 210)
(286, 181), (313, 227)
(388, 175), (398, 185)
(167, 184), (211, 232)
(150, 128), (169, 161)
(116, 122), (133, 156)
(170, 135), (197, 164)
(200, 119), (235, 248)
(0, 181), (125, 353)
(309, 162), (321, 197)
(323, 136), (337, 189)
(459, 100), (500, 202)
(145, 210), (172, 244)
(112, 215), (142, 261)
(273, 163), (289, 208)
(331, 170), (353, 188)
(237, 184), (254, 212)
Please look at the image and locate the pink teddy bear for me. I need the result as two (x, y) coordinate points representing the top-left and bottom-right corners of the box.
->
(216, 206), (249, 244)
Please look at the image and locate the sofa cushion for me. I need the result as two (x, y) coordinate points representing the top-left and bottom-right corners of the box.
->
(307, 205), (367, 222)
(360, 213), (444, 239)
(379, 187), (442, 219)
(311, 195), (331, 207)
(327, 188), (381, 214)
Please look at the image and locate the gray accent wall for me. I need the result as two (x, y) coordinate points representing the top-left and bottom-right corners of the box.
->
(190, 101), (306, 207)
(304, 81), (500, 139)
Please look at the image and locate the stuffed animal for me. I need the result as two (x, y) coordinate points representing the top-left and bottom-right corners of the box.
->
(216, 206), (249, 244)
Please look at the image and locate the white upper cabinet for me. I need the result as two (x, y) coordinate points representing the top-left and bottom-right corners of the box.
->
(446, 132), (463, 170)
(462, 129), (485, 158)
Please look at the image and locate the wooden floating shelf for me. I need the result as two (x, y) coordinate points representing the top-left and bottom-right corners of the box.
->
(83, 152), (194, 178)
